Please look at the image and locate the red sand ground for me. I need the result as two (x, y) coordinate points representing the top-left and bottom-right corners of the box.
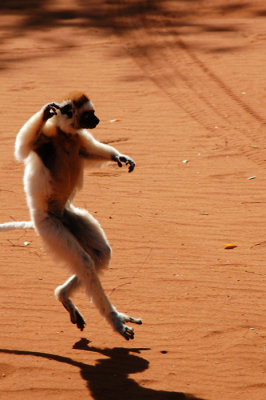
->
(0, 1), (265, 399)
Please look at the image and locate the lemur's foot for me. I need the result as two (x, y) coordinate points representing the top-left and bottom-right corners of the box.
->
(62, 301), (86, 331)
(72, 308), (86, 331)
(109, 310), (142, 340)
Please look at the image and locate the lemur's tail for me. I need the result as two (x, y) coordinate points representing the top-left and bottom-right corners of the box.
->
(0, 221), (34, 231)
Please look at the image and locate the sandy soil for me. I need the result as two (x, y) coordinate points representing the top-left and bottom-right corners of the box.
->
(0, 1), (265, 399)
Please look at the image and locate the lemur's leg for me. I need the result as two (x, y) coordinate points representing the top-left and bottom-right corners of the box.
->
(34, 210), (141, 340)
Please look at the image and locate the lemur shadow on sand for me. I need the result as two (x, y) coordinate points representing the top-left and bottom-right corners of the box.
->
(0, 339), (205, 400)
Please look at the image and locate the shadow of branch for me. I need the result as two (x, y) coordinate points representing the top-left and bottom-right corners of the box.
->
(0, 0), (261, 69)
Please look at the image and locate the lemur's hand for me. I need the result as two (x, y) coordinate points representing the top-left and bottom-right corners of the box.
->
(112, 154), (135, 173)
(43, 103), (61, 122)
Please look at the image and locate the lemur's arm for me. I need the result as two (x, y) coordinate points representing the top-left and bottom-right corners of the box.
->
(15, 103), (59, 162)
(79, 130), (135, 172)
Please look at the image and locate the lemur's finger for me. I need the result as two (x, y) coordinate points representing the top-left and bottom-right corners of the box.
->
(49, 109), (57, 116)
(128, 162), (135, 173)
(50, 102), (61, 109)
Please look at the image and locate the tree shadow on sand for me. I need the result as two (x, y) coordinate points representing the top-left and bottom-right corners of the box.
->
(0, 0), (263, 67)
(1, 0), (263, 36)
(0, 338), (206, 400)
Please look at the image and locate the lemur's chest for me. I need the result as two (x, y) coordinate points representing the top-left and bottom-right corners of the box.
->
(33, 130), (82, 186)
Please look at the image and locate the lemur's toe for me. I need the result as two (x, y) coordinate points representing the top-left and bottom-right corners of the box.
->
(69, 307), (86, 331)
(76, 313), (86, 331)
(128, 316), (142, 325)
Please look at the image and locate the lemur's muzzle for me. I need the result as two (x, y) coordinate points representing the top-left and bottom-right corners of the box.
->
(80, 111), (100, 129)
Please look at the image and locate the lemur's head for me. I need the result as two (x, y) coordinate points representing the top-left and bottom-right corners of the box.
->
(57, 91), (100, 133)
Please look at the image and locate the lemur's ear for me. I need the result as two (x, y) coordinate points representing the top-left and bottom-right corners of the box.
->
(61, 104), (73, 118)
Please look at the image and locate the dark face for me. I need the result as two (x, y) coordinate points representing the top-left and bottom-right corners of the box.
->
(60, 102), (100, 130)
(79, 110), (100, 129)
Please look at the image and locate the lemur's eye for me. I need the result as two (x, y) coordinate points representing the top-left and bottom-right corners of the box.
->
(82, 111), (94, 119)
(61, 104), (73, 118)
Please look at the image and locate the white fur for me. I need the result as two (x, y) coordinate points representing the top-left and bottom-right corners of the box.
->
(24, 152), (53, 214)
(15, 109), (44, 161)
(0, 221), (34, 231)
